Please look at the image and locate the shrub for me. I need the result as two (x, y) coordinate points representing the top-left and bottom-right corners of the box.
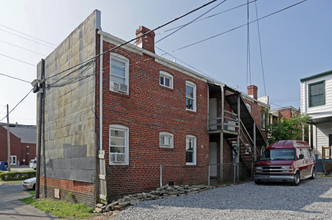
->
(0, 170), (36, 181)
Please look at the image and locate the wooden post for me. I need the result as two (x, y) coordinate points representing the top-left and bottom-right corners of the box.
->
(220, 85), (224, 183)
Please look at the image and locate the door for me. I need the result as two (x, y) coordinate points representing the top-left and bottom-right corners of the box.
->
(10, 155), (17, 166)
(209, 142), (218, 177)
(209, 98), (217, 130)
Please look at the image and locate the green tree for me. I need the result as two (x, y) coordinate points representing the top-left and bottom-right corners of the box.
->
(267, 114), (311, 143)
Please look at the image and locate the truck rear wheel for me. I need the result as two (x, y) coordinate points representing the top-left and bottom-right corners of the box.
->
(310, 167), (316, 179)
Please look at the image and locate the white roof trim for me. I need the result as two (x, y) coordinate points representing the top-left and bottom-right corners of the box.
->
(98, 30), (213, 83)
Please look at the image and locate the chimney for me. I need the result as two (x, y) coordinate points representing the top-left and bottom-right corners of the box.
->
(136, 26), (155, 53)
(247, 85), (258, 100)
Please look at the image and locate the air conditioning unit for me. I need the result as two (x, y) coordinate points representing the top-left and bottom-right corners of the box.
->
(113, 82), (128, 93)
(110, 153), (125, 163)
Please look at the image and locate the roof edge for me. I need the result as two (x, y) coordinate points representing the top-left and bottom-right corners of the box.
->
(300, 70), (332, 82)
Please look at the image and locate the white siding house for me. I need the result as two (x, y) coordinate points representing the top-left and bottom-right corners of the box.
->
(300, 70), (332, 158)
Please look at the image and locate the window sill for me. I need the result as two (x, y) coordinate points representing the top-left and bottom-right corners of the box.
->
(185, 163), (196, 166)
(159, 84), (173, 90)
(160, 146), (174, 149)
(109, 90), (130, 97)
(186, 109), (197, 113)
(109, 163), (129, 166)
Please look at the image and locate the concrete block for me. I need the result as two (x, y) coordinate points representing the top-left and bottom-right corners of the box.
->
(71, 145), (87, 158)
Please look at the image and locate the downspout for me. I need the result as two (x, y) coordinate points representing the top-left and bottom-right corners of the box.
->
(99, 35), (103, 152)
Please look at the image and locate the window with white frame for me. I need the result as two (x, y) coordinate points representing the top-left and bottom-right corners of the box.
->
(186, 135), (197, 165)
(109, 125), (129, 165)
(186, 81), (196, 111)
(110, 53), (129, 94)
(160, 71), (173, 89)
(159, 132), (174, 148)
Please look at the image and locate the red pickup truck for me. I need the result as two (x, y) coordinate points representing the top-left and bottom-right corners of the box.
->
(254, 140), (316, 185)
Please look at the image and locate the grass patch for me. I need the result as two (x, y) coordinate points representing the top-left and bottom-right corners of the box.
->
(20, 192), (96, 219)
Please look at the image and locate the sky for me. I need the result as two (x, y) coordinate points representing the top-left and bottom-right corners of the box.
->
(0, 0), (331, 125)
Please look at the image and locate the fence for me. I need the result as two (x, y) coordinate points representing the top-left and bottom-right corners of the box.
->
(159, 162), (252, 187)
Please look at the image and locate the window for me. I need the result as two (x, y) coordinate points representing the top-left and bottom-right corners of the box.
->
(109, 125), (129, 165)
(261, 112), (266, 130)
(309, 81), (325, 107)
(110, 53), (129, 94)
(186, 81), (196, 111)
(159, 132), (174, 148)
(186, 135), (197, 165)
(160, 71), (173, 89)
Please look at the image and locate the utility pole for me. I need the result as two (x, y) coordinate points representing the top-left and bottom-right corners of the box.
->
(34, 59), (45, 199)
(6, 104), (11, 172)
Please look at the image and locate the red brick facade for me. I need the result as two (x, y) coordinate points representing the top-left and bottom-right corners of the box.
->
(97, 33), (210, 196)
(0, 125), (36, 165)
(40, 177), (95, 206)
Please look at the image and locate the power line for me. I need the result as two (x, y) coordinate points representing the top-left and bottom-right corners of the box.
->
(156, 46), (220, 83)
(156, 0), (227, 44)
(45, 0), (218, 81)
(0, 39), (47, 56)
(246, 0), (252, 86)
(0, 53), (36, 67)
(0, 23), (57, 47)
(0, 88), (34, 122)
(254, 0), (267, 96)
(0, 72), (31, 83)
(168, 0), (308, 53)
(157, 0), (257, 35)
(0, 28), (55, 49)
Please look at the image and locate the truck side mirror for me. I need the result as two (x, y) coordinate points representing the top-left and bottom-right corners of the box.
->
(298, 154), (304, 160)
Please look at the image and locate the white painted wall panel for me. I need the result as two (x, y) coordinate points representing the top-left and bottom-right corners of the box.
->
(317, 122), (332, 158)
(301, 74), (332, 119)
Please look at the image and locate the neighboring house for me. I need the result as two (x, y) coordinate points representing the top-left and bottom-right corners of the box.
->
(269, 106), (299, 123)
(0, 123), (36, 165)
(301, 70), (332, 159)
(36, 10), (268, 206)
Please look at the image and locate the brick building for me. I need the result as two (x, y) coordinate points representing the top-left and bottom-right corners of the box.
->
(0, 123), (36, 166)
(36, 10), (268, 206)
(269, 106), (299, 123)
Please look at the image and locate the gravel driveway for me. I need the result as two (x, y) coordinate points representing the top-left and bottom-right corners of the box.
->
(114, 177), (332, 219)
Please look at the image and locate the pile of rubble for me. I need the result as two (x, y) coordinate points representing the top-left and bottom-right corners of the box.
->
(95, 184), (214, 215)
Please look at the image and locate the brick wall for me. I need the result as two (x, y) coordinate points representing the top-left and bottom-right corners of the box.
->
(0, 126), (23, 164)
(40, 177), (95, 206)
(20, 143), (36, 165)
(279, 109), (294, 120)
(97, 35), (209, 197)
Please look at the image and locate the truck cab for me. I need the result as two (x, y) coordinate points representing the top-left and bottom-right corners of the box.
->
(254, 140), (316, 185)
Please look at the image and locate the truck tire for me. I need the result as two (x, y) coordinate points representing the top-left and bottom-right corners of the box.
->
(310, 167), (316, 179)
(293, 172), (300, 186)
